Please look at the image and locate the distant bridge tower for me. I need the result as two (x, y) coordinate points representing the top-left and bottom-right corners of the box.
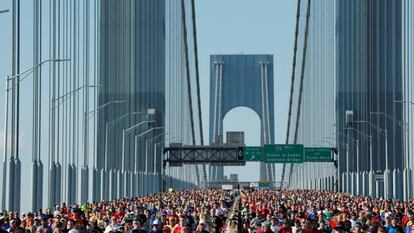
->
(209, 54), (275, 182)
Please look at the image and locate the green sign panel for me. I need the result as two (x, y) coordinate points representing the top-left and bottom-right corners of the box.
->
(258, 180), (269, 188)
(259, 182), (269, 188)
(263, 144), (304, 163)
(243, 146), (262, 161)
(304, 147), (332, 161)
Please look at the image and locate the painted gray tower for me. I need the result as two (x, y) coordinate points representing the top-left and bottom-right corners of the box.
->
(209, 54), (275, 182)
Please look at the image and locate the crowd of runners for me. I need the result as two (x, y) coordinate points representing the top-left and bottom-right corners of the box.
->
(1, 189), (414, 233)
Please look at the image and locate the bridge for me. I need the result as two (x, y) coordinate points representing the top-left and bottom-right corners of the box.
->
(0, 0), (413, 218)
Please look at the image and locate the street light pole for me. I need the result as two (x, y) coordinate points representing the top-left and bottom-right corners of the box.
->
(369, 136), (373, 172)
(353, 121), (388, 171)
(52, 85), (102, 108)
(384, 130), (388, 170)
(7, 59), (71, 82)
(355, 139), (359, 174)
(103, 111), (142, 201)
(370, 112), (405, 192)
(347, 126), (375, 197)
(345, 141), (349, 193)
(394, 101), (412, 200)
(144, 133), (165, 173)
(105, 112), (142, 171)
(2, 77), (10, 211)
(353, 120), (389, 198)
(120, 120), (155, 197)
(346, 127), (370, 170)
(329, 134), (358, 194)
(82, 100), (126, 202)
(319, 139), (346, 192)
(0, 9), (10, 14)
(121, 121), (155, 173)
(3, 58), (70, 211)
(137, 128), (164, 174)
(395, 100), (414, 105)
(153, 136), (176, 175)
(84, 99), (127, 168)
(134, 127), (163, 196)
(370, 112), (407, 131)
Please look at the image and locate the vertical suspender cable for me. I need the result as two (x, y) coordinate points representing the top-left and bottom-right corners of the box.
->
(13, 0), (22, 211)
(67, 0), (72, 204)
(63, 0), (67, 200)
(76, 0), (80, 175)
(93, 0), (98, 172)
(31, 0), (38, 211)
(71, 0), (77, 204)
(47, 0), (52, 200)
(32, 0), (38, 164)
(39, 0), (43, 164)
(190, 0), (207, 184)
(51, 0), (57, 206)
(37, 0), (43, 209)
(180, 0), (200, 186)
(52, 0), (56, 168)
(57, 0), (60, 165)
(15, 0), (20, 160)
(288, 0), (312, 187)
(84, 0), (90, 167)
(72, 0), (77, 170)
(282, 0), (302, 187)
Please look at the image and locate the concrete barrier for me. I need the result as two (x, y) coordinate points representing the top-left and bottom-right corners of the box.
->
(392, 169), (403, 200)
(384, 169), (392, 199)
(369, 170), (376, 198)
(361, 171), (368, 196)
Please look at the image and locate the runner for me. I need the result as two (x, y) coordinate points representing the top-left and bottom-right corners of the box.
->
(0, 189), (413, 233)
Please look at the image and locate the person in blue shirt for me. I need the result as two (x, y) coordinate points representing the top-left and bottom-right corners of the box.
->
(387, 218), (403, 233)
(307, 207), (317, 221)
(0, 217), (10, 231)
(407, 224), (414, 233)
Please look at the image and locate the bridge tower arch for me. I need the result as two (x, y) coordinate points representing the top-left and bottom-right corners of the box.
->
(209, 54), (275, 182)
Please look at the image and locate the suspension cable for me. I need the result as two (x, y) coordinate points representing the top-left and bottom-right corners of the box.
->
(281, 0), (302, 188)
(180, 0), (200, 186)
(288, 0), (312, 187)
(190, 0), (207, 185)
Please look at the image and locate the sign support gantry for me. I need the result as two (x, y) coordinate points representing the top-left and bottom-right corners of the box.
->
(162, 144), (245, 191)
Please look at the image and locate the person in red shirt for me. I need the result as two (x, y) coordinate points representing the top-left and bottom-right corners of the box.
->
(301, 219), (319, 233)
(256, 221), (266, 233)
(278, 221), (292, 233)
(172, 216), (186, 233)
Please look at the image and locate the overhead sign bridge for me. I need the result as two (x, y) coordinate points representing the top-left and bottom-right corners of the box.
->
(161, 144), (338, 191)
(163, 144), (245, 167)
(163, 144), (337, 166)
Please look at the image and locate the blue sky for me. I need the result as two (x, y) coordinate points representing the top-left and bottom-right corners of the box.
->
(196, 0), (296, 181)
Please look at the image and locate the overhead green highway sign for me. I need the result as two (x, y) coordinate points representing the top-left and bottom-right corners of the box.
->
(243, 146), (262, 161)
(304, 147), (332, 161)
(258, 179), (270, 188)
(263, 144), (304, 163)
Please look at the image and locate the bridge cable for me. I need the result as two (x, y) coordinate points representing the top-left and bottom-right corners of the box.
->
(190, 0), (208, 186)
(180, 0), (201, 186)
(287, 0), (312, 187)
(281, 0), (302, 187)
